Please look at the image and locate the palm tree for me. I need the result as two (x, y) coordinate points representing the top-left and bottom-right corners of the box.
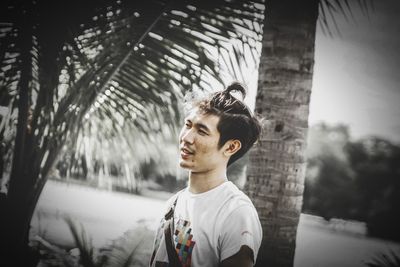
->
(244, 0), (370, 266)
(0, 0), (263, 265)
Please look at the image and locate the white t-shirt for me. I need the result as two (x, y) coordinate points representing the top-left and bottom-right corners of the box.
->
(150, 181), (262, 267)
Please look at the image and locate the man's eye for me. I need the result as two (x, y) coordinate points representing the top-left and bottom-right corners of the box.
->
(199, 130), (207, 135)
(185, 123), (191, 128)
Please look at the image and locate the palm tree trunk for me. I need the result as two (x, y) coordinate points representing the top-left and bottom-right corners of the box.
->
(244, 1), (319, 266)
(0, 3), (40, 265)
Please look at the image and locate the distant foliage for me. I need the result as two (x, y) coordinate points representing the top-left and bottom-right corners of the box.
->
(303, 123), (400, 242)
(364, 250), (400, 267)
(34, 217), (152, 267)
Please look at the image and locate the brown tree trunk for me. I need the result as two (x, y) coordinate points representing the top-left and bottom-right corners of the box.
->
(244, 1), (319, 266)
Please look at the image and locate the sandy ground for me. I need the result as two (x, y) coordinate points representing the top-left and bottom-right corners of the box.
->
(31, 180), (400, 267)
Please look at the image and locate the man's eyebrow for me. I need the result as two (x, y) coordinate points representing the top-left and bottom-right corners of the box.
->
(195, 122), (211, 132)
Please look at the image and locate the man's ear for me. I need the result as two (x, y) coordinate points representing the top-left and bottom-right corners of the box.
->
(223, 140), (241, 157)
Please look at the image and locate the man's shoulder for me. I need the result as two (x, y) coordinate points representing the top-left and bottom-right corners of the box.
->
(224, 182), (253, 202)
(220, 182), (256, 212)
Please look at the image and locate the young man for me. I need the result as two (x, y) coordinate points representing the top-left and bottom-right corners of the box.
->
(150, 82), (262, 267)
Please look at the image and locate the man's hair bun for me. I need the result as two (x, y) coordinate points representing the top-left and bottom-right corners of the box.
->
(224, 82), (246, 99)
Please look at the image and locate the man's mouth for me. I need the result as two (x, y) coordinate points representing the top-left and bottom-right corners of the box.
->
(180, 147), (194, 157)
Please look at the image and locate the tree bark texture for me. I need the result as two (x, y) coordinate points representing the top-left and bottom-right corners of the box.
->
(244, 1), (319, 266)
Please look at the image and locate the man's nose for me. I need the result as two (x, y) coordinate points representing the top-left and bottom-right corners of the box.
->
(181, 128), (194, 144)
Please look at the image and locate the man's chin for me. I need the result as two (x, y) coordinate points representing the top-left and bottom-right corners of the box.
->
(179, 160), (192, 170)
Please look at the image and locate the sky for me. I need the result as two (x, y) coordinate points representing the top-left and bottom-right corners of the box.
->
(309, 0), (400, 143)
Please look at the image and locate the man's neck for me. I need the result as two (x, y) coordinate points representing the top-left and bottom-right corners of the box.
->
(188, 168), (227, 194)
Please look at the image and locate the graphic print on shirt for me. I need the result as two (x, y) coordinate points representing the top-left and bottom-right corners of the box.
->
(174, 218), (196, 267)
(151, 218), (196, 267)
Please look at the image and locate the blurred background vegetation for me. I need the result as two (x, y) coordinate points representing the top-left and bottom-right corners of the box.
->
(303, 123), (400, 243)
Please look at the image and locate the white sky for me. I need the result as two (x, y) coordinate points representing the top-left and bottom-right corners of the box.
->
(309, 0), (400, 143)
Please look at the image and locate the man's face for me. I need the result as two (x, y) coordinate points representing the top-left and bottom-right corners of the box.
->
(179, 108), (226, 173)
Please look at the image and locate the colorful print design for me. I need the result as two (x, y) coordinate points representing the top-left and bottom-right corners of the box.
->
(174, 218), (196, 267)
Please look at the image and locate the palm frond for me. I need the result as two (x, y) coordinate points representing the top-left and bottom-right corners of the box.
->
(1, 0), (264, 207)
(100, 228), (147, 267)
(65, 216), (97, 267)
(364, 249), (400, 267)
(50, 1), (263, 187)
(319, 0), (373, 37)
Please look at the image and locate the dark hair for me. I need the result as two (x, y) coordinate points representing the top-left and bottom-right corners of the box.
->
(188, 82), (262, 166)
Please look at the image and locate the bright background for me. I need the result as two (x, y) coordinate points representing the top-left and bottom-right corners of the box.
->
(310, 0), (400, 143)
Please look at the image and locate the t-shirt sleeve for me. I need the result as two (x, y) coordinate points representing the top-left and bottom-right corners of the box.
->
(218, 204), (262, 262)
